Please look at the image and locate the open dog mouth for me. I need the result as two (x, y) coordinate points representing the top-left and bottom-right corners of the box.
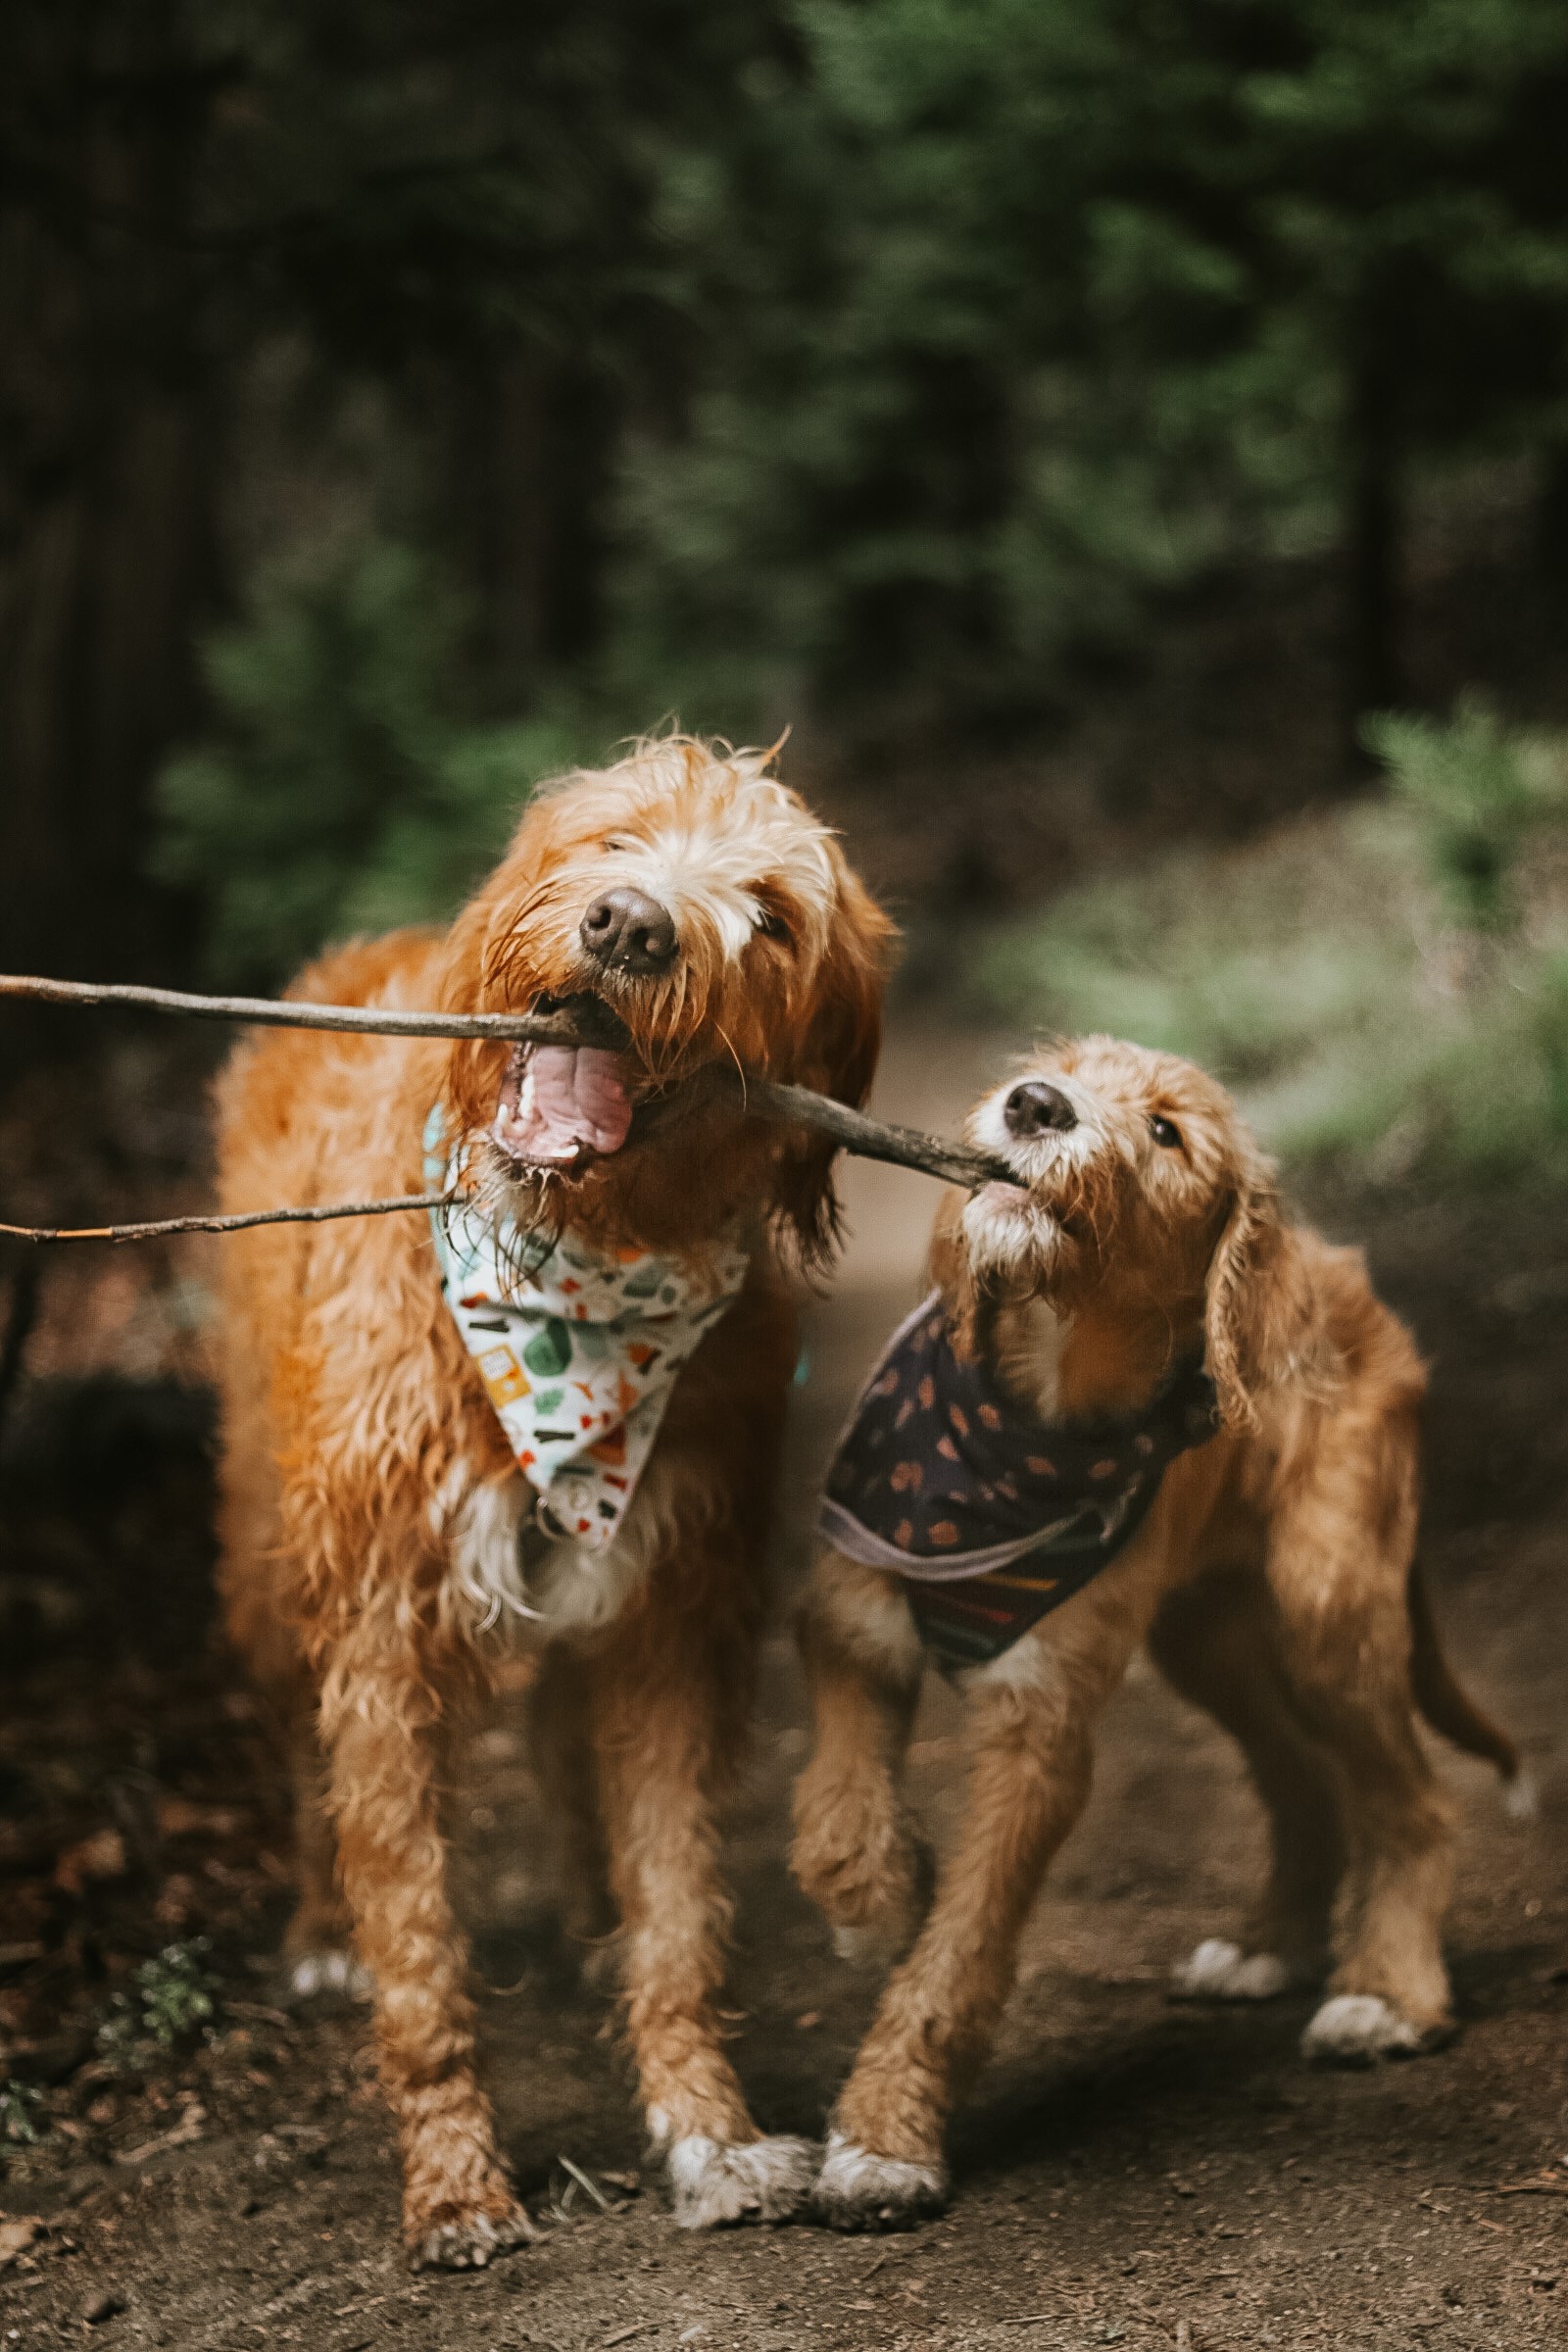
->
(488, 994), (647, 1175)
(492, 1043), (633, 1169)
(491, 988), (700, 1176)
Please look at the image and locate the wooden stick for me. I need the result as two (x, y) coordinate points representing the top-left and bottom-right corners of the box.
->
(726, 1073), (1016, 1191)
(0, 1198), (455, 1247)
(0, 970), (1024, 1241)
(0, 972), (631, 1051)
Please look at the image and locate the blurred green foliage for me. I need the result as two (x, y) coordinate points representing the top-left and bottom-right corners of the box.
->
(1365, 698), (1568, 931)
(607, 0), (1568, 712)
(974, 706), (1568, 1182)
(154, 545), (615, 986)
(107, 0), (1568, 991)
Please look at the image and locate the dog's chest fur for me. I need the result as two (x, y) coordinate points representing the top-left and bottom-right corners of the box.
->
(989, 1297), (1074, 1421)
(434, 1446), (716, 1641)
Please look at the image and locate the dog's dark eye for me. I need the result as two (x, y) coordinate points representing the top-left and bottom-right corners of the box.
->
(604, 837), (630, 853)
(755, 906), (792, 943)
(1150, 1114), (1183, 1150)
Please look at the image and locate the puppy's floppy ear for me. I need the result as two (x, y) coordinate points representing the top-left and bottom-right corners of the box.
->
(1203, 1152), (1323, 1430)
(770, 864), (894, 1270)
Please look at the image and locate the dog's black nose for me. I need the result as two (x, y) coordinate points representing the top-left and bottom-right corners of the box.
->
(579, 887), (678, 976)
(1004, 1080), (1077, 1139)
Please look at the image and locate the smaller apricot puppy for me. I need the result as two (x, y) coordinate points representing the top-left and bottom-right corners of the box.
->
(792, 1036), (1522, 2228)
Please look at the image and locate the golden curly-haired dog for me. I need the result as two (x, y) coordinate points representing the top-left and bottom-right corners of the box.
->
(215, 736), (892, 2266)
(791, 1035), (1521, 2228)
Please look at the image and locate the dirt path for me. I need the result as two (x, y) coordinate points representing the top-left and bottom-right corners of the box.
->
(2, 1026), (1565, 2350)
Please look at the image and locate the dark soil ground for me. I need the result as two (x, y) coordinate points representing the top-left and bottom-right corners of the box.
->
(1, 1026), (1565, 2352)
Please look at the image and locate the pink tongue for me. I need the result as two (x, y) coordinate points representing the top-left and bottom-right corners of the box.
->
(493, 1047), (633, 1163)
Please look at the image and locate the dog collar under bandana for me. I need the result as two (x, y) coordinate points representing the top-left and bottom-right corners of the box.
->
(818, 1293), (1218, 1669)
(424, 1109), (749, 1550)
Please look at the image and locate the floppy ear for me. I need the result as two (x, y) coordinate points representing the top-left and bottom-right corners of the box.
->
(770, 866), (894, 1270)
(1203, 1158), (1324, 1430)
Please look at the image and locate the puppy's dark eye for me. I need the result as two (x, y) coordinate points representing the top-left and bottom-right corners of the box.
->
(604, 836), (630, 853)
(1150, 1115), (1183, 1150)
(755, 906), (792, 943)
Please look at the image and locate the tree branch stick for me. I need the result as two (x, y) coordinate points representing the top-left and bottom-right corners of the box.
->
(0, 971), (1024, 1240)
(0, 972), (631, 1050)
(0, 1198), (456, 1247)
(727, 1074), (1015, 1190)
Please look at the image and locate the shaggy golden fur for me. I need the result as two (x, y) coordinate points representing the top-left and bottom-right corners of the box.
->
(790, 1036), (1521, 2229)
(215, 736), (892, 2267)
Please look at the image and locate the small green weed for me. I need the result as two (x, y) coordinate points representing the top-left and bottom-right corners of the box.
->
(96, 1939), (220, 2071)
(1, 2078), (45, 2145)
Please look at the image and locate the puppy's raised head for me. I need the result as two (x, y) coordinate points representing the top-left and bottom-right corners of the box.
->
(938, 1036), (1321, 1427)
(440, 734), (894, 1257)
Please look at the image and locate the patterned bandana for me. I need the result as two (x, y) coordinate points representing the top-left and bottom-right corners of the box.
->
(818, 1293), (1218, 1670)
(424, 1110), (749, 1549)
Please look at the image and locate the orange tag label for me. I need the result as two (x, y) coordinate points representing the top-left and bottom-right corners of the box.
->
(476, 1346), (530, 1406)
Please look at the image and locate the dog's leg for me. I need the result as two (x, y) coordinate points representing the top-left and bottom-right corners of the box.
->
(791, 1552), (930, 1966)
(1151, 1569), (1344, 1999)
(218, 1412), (367, 1996)
(816, 1584), (1138, 2228)
(588, 1574), (817, 2230)
(277, 1685), (374, 2000)
(528, 1645), (618, 1984)
(1266, 1481), (1456, 2065)
(322, 1636), (535, 2270)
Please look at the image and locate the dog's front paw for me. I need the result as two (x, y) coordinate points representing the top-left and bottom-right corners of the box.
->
(286, 1943), (373, 2002)
(408, 2201), (538, 2272)
(666, 2133), (818, 2229)
(1170, 1936), (1294, 2002)
(812, 2132), (948, 2230)
(1300, 1992), (1452, 2066)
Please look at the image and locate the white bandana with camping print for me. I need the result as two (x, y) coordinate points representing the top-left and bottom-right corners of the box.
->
(424, 1109), (749, 1548)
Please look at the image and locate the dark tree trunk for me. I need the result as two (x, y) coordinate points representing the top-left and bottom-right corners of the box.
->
(0, 4), (216, 1004)
(442, 352), (618, 704)
(1535, 433), (1568, 590)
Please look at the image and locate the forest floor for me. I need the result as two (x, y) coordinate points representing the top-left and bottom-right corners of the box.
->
(1, 1025), (1566, 2352)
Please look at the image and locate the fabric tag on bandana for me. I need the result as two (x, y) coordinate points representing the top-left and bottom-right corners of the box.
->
(424, 1108), (749, 1548)
(818, 1292), (1218, 1668)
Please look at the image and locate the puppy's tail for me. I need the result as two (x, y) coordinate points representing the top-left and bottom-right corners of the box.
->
(1408, 1565), (1533, 1816)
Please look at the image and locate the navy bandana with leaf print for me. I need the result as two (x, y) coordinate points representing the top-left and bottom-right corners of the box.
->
(818, 1293), (1218, 1670)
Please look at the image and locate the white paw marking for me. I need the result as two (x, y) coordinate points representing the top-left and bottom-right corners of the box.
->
(812, 2132), (947, 2230)
(1300, 1992), (1424, 2065)
(667, 2134), (818, 2229)
(289, 1949), (372, 2001)
(1171, 1936), (1292, 2002)
(832, 1922), (898, 1966)
(1503, 1769), (1539, 1822)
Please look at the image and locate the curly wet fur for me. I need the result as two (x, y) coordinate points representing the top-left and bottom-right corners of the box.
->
(791, 1036), (1519, 2223)
(215, 736), (892, 2265)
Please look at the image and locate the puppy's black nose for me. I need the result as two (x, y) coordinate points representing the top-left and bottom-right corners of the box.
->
(579, 887), (678, 976)
(1004, 1080), (1077, 1139)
